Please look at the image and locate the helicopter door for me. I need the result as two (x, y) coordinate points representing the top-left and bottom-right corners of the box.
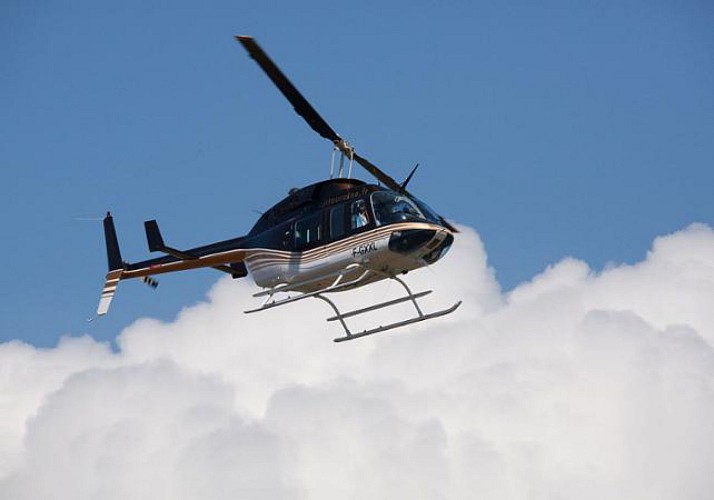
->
(294, 212), (322, 251)
(329, 204), (346, 240)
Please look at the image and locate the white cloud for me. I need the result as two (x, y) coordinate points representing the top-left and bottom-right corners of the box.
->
(1, 224), (713, 499)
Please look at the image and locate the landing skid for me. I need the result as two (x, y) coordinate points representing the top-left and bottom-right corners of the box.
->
(245, 265), (461, 342)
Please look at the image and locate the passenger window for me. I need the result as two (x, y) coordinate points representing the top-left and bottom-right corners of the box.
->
(294, 213), (321, 250)
(350, 199), (369, 230)
(330, 204), (346, 239)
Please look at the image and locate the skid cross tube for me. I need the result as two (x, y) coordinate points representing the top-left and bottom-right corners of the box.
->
(332, 300), (462, 343)
(326, 291), (432, 321)
(319, 272), (461, 343)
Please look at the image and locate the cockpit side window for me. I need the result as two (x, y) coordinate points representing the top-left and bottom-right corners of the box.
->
(349, 199), (370, 230)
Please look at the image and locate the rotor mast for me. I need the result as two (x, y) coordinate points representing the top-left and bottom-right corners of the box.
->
(330, 139), (354, 179)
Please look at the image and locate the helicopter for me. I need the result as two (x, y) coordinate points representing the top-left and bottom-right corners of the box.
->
(95, 35), (461, 342)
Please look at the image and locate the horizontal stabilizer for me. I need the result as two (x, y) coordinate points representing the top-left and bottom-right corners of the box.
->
(143, 219), (247, 278)
(145, 219), (165, 252)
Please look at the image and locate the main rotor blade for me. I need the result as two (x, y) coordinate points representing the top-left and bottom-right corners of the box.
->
(236, 35), (458, 232)
(352, 152), (402, 192)
(237, 35), (402, 191)
(236, 35), (341, 143)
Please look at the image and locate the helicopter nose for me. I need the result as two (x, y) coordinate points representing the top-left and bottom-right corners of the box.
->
(423, 232), (453, 264)
(388, 229), (437, 254)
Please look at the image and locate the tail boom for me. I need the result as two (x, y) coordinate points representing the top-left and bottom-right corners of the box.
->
(122, 248), (248, 279)
(95, 213), (248, 316)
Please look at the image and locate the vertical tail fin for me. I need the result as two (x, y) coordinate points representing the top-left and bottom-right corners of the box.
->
(97, 269), (123, 316)
(96, 212), (125, 316)
(104, 211), (123, 271)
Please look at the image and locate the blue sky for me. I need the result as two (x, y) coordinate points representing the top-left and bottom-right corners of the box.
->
(2, 0), (712, 347)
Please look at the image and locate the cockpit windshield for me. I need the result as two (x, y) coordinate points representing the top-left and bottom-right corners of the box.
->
(412, 198), (442, 224)
(370, 191), (440, 225)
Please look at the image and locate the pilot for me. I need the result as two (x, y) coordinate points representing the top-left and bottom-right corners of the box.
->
(351, 199), (369, 229)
